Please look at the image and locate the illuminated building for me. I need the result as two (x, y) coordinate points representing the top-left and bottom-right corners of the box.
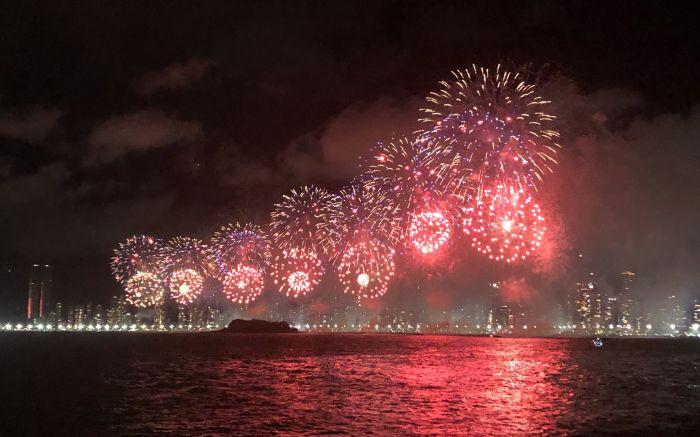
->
(617, 271), (636, 326)
(693, 300), (700, 324)
(660, 295), (687, 333)
(604, 295), (617, 326)
(177, 304), (189, 327)
(93, 304), (104, 325)
(206, 307), (223, 328)
(574, 273), (604, 331)
(27, 264), (52, 321)
(55, 302), (64, 324)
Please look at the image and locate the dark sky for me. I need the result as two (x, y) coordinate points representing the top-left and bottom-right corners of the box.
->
(1, 1), (698, 316)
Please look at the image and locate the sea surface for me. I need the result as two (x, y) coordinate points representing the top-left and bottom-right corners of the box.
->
(1, 334), (699, 436)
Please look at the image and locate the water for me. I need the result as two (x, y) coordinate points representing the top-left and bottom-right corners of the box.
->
(1, 334), (699, 435)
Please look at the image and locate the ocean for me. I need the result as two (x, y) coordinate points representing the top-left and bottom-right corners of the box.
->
(1, 333), (698, 435)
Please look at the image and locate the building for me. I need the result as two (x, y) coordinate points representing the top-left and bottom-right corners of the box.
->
(617, 271), (636, 327)
(661, 295), (688, 332)
(573, 273), (604, 330)
(27, 264), (52, 321)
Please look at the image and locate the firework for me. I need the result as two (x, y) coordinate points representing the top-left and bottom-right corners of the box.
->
(420, 64), (560, 191)
(336, 239), (396, 300)
(324, 183), (399, 301)
(167, 268), (204, 305)
(111, 235), (166, 285)
(211, 223), (271, 304)
(270, 185), (334, 253)
(271, 247), (324, 298)
(463, 182), (546, 263)
(364, 137), (466, 254)
(408, 210), (452, 255)
(162, 236), (215, 304)
(221, 263), (265, 304)
(323, 182), (400, 254)
(124, 271), (164, 307)
(210, 222), (271, 272)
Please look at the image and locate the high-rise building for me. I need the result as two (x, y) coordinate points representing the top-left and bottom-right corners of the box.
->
(618, 271), (636, 326)
(661, 295), (687, 332)
(55, 302), (64, 325)
(27, 264), (52, 321)
(574, 273), (604, 330)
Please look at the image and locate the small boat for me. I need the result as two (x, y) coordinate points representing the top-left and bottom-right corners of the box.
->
(592, 337), (604, 348)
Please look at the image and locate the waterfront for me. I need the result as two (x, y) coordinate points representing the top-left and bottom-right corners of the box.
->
(1, 334), (698, 435)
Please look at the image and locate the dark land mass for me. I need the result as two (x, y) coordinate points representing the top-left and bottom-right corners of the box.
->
(220, 319), (298, 333)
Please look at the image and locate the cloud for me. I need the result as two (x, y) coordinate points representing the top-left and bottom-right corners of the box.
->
(213, 145), (282, 187)
(0, 163), (70, 206)
(87, 110), (201, 164)
(0, 106), (62, 143)
(283, 96), (424, 179)
(134, 57), (215, 95)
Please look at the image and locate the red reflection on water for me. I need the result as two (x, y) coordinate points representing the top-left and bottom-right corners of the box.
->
(391, 337), (575, 435)
(110, 335), (579, 435)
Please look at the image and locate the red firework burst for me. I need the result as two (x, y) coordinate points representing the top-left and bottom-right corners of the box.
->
(168, 268), (204, 305)
(222, 263), (265, 304)
(408, 210), (452, 255)
(463, 183), (545, 263)
(124, 271), (164, 307)
(272, 247), (324, 298)
(337, 239), (396, 301)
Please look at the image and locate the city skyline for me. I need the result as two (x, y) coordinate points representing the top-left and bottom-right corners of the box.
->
(6, 260), (699, 337)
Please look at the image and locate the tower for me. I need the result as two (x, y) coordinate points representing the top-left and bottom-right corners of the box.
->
(27, 264), (52, 321)
(618, 271), (635, 327)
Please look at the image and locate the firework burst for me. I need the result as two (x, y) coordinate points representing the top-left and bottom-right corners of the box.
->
(124, 271), (164, 307)
(337, 239), (396, 301)
(211, 223), (271, 304)
(408, 210), (452, 255)
(221, 264), (265, 304)
(420, 64), (560, 191)
(323, 182), (401, 255)
(463, 181), (546, 263)
(364, 137), (466, 254)
(163, 236), (215, 304)
(111, 235), (166, 285)
(210, 222), (271, 271)
(271, 247), (323, 298)
(269, 186), (332, 298)
(324, 183), (399, 301)
(270, 185), (334, 253)
(166, 268), (203, 305)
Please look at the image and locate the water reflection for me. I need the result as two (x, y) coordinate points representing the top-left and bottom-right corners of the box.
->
(390, 338), (576, 435)
(90, 334), (699, 435)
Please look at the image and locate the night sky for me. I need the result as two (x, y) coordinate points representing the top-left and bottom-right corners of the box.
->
(1, 1), (698, 317)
